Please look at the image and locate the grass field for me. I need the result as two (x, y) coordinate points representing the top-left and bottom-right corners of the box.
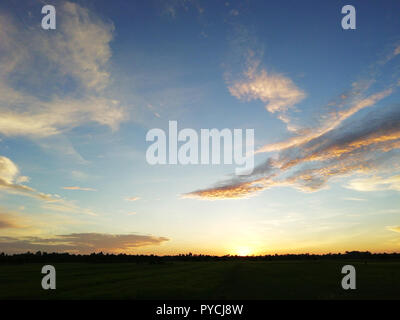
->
(0, 260), (399, 299)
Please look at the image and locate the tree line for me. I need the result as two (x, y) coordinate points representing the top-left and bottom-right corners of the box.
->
(0, 251), (400, 264)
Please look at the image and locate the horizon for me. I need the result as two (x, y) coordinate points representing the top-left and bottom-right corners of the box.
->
(1, 0), (400, 257)
(2, 249), (399, 257)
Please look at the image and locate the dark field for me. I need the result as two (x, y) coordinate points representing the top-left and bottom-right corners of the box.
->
(0, 260), (399, 299)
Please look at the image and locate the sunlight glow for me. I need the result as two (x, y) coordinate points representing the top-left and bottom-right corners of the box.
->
(236, 246), (252, 256)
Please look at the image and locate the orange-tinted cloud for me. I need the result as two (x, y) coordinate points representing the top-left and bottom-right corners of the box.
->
(229, 69), (306, 114)
(185, 103), (400, 199)
(0, 213), (21, 229)
(183, 178), (268, 199)
(258, 88), (393, 153)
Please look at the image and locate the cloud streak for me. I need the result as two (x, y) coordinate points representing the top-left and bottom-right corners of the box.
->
(257, 87), (393, 153)
(63, 186), (97, 192)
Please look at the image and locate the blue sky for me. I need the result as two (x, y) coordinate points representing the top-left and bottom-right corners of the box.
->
(0, 0), (400, 255)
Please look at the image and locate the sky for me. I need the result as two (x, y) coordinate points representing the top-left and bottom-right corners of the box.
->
(0, 0), (400, 256)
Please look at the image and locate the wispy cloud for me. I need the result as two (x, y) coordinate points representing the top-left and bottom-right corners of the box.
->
(0, 233), (170, 254)
(228, 55), (306, 132)
(41, 198), (98, 216)
(386, 226), (400, 233)
(162, 0), (204, 18)
(185, 98), (400, 199)
(0, 156), (53, 201)
(63, 186), (97, 192)
(346, 175), (400, 192)
(229, 67), (306, 114)
(343, 197), (367, 201)
(0, 213), (21, 229)
(257, 87), (393, 153)
(185, 34), (400, 200)
(126, 196), (140, 202)
(0, 2), (127, 138)
(0, 155), (98, 215)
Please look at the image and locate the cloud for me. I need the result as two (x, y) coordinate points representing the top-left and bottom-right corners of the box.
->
(224, 44), (306, 133)
(229, 65), (306, 124)
(63, 186), (97, 191)
(387, 226), (400, 233)
(0, 156), (53, 201)
(0, 81), (126, 138)
(346, 175), (400, 192)
(41, 198), (97, 216)
(183, 178), (268, 200)
(162, 0), (204, 18)
(126, 196), (140, 202)
(343, 197), (367, 201)
(0, 155), (19, 183)
(273, 100), (400, 170)
(0, 213), (20, 229)
(0, 155), (98, 215)
(0, 2), (127, 138)
(184, 102), (400, 199)
(0, 233), (169, 254)
(257, 87), (393, 153)
(187, 37), (400, 200)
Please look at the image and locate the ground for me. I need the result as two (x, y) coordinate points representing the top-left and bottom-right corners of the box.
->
(0, 260), (399, 299)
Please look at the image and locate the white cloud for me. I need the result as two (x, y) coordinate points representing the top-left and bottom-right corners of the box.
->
(346, 175), (400, 192)
(0, 2), (127, 138)
(0, 156), (19, 184)
(0, 155), (98, 215)
(0, 156), (52, 200)
(229, 68), (306, 114)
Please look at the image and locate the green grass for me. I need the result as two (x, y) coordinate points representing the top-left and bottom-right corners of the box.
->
(0, 260), (399, 299)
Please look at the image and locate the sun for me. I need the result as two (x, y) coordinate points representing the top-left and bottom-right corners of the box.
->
(236, 246), (252, 256)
